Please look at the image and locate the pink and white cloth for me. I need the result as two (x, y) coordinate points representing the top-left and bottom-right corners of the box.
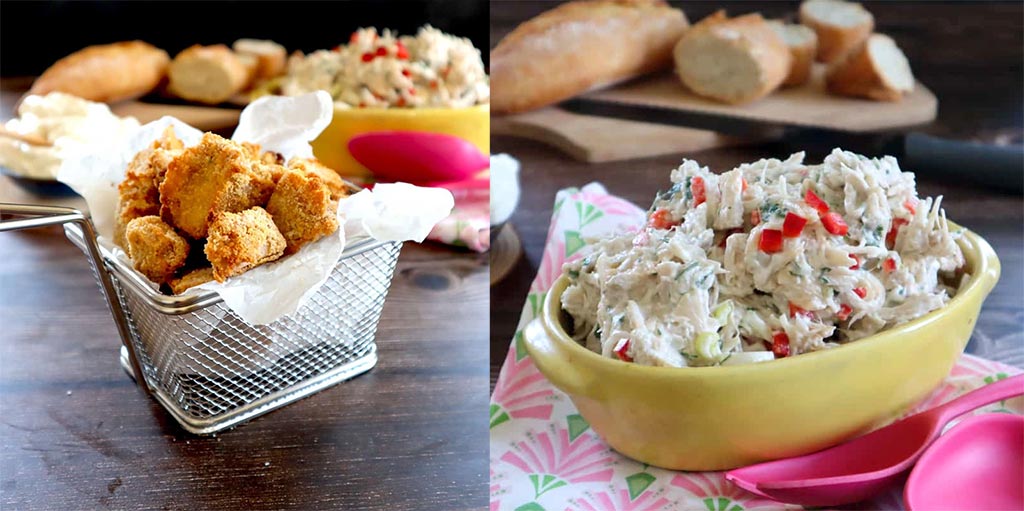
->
(489, 183), (1023, 511)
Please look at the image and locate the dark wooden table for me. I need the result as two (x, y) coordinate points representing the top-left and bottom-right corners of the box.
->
(0, 85), (489, 509)
(491, 1), (1024, 388)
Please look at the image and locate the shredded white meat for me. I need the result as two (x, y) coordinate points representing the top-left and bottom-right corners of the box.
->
(561, 149), (966, 367)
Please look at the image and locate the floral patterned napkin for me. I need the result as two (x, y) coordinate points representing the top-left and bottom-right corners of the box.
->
(489, 183), (1023, 511)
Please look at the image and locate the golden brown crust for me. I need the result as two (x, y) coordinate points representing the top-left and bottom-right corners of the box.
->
(29, 41), (169, 103)
(125, 216), (190, 284)
(491, 0), (689, 114)
(168, 267), (215, 295)
(825, 36), (906, 101)
(266, 170), (339, 254)
(673, 11), (791, 104)
(167, 45), (251, 104)
(798, 0), (874, 63)
(115, 126), (183, 248)
(159, 133), (275, 239)
(286, 157), (350, 201)
(204, 207), (286, 282)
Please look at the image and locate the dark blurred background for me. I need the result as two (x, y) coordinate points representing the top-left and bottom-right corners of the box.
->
(0, 0), (488, 77)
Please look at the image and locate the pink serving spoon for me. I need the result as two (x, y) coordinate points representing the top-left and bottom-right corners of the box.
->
(725, 374), (1024, 507)
(348, 131), (489, 185)
(904, 412), (1023, 511)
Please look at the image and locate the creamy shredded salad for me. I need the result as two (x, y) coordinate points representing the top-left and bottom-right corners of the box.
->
(278, 25), (489, 109)
(561, 149), (966, 367)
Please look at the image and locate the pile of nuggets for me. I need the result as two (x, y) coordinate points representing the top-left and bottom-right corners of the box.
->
(115, 126), (352, 294)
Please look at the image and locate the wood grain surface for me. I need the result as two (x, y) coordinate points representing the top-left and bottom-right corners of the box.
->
(0, 85), (489, 509)
(491, 1), (1024, 389)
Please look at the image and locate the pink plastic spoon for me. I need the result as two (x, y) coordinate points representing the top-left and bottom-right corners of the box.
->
(904, 413), (1023, 510)
(725, 374), (1024, 507)
(348, 131), (489, 184)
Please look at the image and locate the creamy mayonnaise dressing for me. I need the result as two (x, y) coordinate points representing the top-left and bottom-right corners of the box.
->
(278, 25), (489, 109)
(561, 150), (965, 367)
(0, 92), (139, 179)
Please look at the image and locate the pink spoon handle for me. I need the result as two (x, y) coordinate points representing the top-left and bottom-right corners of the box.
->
(932, 373), (1024, 424)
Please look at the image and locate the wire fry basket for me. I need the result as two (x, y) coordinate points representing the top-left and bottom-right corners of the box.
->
(1, 203), (402, 434)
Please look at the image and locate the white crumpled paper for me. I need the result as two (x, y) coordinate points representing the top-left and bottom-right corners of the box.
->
(57, 91), (454, 325)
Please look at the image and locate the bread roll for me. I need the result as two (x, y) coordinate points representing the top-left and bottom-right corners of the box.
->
(673, 12), (791, 104)
(232, 39), (287, 81)
(826, 33), (914, 101)
(768, 21), (818, 87)
(167, 45), (251, 104)
(799, 0), (874, 63)
(29, 41), (169, 103)
(491, 0), (689, 114)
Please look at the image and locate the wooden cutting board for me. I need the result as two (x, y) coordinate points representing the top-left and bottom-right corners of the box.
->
(491, 107), (758, 163)
(581, 66), (937, 133)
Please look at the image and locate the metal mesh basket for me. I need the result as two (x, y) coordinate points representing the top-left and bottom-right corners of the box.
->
(2, 204), (401, 434)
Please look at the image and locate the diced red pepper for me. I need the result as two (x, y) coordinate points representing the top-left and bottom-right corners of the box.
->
(361, 52), (375, 62)
(904, 198), (918, 215)
(805, 189), (830, 214)
(837, 304), (853, 321)
(408, 88), (416, 96)
(375, 46), (388, 57)
(649, 208), (677, 230)
(751, 209), (761, 226)
(692, 176), (706, 207)
(349, 32), (359, 43)
(741, 178), (749, 192)
(883, 257), (897, 273)
(849, 254), (861, 270)
(770, 332), (790, 358)
(430, 80), (439, 89)
(759, 229), (784, 253)
(396, 98), (406, 107)
(821, 213), (849, 236)
(333, 45), (343, 52)
(395, 42), (409, 60)
(886, 218), (909, 249)
(614, 339), (633, 362)
(853, 287), (867, 299)
(782, 212), (808, 237)
(789, 302), (814, 320)
(401, 69), (411, 77)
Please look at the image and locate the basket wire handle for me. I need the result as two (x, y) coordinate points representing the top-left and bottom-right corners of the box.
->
(0, 203), (152, 398)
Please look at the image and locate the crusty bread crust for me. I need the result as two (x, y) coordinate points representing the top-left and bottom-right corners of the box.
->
(168, 45), (250, 104)
(826, 34), (912, 101)
(233, 39), (287, 82)
(491, 0), (689, 114)
(799, 0), (874, 63)
(769, 21), (818, 87)
(29, 41), (169, 103)
(673, 11), (791, 104)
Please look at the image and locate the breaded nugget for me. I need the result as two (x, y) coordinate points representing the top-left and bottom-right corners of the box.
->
(266, 169), (339, 254)
(160, 132), (275, 238)
(286, 157), (350, 201)
(114, 126), (185, 248)
(204, 207), (286, 282)
(168, 267), (216, 295)
(125, 216), (190, 284)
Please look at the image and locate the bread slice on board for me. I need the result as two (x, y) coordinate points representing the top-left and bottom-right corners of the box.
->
(768, 21), (818, 87)
(29, 41), (169, 103)
(168, 45), (251, 105)
(491, 0), (689, 114)
(672, 11), (791, 104)
(233, 39), (287, 82)
(826, 33), (915, 101)
(799, 0), (874, 63)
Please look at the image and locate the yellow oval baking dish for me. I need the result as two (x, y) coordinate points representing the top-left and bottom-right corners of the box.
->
(310, 103), (490, 181)
(523, 224), (1000, 471)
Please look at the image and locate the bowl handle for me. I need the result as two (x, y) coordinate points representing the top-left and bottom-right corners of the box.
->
(523, 319), (600, 400)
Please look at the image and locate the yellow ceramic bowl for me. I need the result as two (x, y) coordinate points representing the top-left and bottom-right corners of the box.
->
(523, 224), (1000, 471)
(310, 103), (490, 181)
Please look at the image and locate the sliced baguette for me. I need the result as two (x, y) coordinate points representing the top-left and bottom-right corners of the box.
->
(167, 45), (251, 104)
(799, 0), (874, 63)
(29, 41), (169, 103)
(673, 11), (791, 104)
(232, 39), (287, 82)
(491, 0), (690, 114)
(768, 21), (818, 87)
(826, 33), (914, 101)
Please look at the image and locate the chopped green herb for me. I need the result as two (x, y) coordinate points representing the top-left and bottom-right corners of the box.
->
(760, 201), (785, 219)
(567, 269), (580, 279)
